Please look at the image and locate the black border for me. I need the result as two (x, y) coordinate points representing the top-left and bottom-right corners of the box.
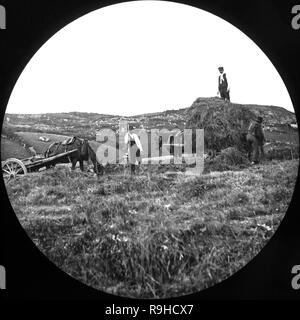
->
(1, 0), (300, 306)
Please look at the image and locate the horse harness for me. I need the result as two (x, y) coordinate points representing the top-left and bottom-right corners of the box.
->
(46, 137), (83, 164)
(63, 137), (84, 164)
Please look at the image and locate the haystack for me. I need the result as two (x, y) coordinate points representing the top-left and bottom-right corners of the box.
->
(186, 97), (257, 152)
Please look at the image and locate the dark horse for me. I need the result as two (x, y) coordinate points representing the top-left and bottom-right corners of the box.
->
(44, 136), (103, 174)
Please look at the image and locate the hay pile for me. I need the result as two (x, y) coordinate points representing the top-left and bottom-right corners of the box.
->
(205, 147), (250, 172)
(186, 97), (257, 152)
(264, 141), (299, 160)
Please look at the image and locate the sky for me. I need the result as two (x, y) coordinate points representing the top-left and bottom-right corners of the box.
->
(6, 1), (294, 116)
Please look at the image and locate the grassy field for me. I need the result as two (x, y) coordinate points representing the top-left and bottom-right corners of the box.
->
(265, 129), (299, 145)
(1, 137), (32, 160)
(5, 158), (298, 298)
(15, 132), (70, 155)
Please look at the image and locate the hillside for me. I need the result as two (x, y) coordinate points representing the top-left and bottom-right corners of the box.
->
(3, 97), (297, 134)
(1, 97), (298, 161)
(188, 97), (297, 125)
(1, 131), (70, 160)
(0, 137), (32, 160)
(3, 108), (187, 140)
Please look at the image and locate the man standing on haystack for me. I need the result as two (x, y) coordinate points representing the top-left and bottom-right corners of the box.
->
(217, 66), (230, 101)
(246, 116), (265, 165)
(124, 125), (143, 175)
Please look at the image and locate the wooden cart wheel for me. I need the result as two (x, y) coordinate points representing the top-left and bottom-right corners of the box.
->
(2, 158), (27, 183)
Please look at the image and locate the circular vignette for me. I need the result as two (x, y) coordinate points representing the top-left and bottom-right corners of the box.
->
(2, 1), (299, 299)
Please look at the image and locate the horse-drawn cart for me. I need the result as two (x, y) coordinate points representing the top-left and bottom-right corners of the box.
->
(2, 149), (78, 182)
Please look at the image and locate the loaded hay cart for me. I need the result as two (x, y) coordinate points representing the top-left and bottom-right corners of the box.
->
(2, 149), (78, 183)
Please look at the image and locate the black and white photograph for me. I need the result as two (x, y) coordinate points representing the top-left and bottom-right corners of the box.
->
(1, 0), (300, 303)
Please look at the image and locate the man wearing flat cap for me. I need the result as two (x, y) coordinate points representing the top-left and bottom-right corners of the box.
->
(246, 115), (265, 164)
(217, 66), (230, 101)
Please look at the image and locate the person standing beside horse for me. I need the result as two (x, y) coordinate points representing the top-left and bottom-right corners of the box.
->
(124, 125), (143, 175)
(246, 116), (265, 165)
(44, 136), (90, 171)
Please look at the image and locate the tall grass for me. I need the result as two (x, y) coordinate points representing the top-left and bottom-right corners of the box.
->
(5, 159), (298, 298)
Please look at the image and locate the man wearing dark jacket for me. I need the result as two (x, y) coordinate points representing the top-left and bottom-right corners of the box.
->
(246, 116), (265, 164)
(217, 66), (230, 101)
